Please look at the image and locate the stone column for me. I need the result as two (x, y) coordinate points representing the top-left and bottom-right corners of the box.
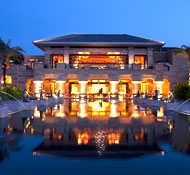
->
(56, 81), (65, 94)
(110, 100), (118, 118)
(64, 53), (70, 64)
(79, 81), (88, 96)
(156, 81), (164, 95)
(44, 47), (51, 68)
(110, 81), (119, 94)
(128, 47), (135, 65)
(79, 100), (88, 118)
(64, 47), (70, 64)
(33, 81), (43, 96)
(132, 81), (141, 94)
(147, 48), (154, 67)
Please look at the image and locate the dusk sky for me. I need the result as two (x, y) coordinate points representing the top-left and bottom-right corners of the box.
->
(0, 0), (190, 55)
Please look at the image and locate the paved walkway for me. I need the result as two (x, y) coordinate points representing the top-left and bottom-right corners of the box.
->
(174, 100), (190, 115)
(2, 100), (26, 113)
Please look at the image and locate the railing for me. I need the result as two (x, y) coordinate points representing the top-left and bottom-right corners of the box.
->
(69, 63), (132, 70)
(32, 62), (170, 71)
(67, 63), (155, 70)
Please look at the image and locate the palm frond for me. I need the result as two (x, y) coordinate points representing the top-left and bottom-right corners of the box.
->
(0, 38), (24, 64)
(7, 39), (11, 48)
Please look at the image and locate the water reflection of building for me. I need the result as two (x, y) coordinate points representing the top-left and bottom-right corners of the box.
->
(5, 100), (190, 158)
(33, 99), (163, 120)
(31, 122), (166, 158)
(172, 114), (190, 153)
(0, 100), (170, 158)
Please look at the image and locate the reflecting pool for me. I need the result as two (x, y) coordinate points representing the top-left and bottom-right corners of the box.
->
(0, 99), (190, 175)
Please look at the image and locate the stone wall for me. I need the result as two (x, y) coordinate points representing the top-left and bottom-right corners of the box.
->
(0, 65), (34, 89)
(153, 52), (168, 63)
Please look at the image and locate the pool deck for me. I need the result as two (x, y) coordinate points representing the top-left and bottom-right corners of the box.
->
(173, 100), (190, 115)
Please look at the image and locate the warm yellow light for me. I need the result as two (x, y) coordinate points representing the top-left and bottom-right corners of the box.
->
(156, 81), (164, 96)
(55, 105), (65, 117)
(107, 52), (120, 55)
(107, 133), (120, 145)
(79, 81), (87, 94)
(56, 81), (65, 83)
(161, 151), (165, 156)
(111, 100), (116, 104)
(156, 81), (164, 84)
(134, 128), (144, 141)
(92, 101), (105, 111)
(132, 106), (141, 118)
(78, 132), (90, 145)
(157, 107), (164, 118)
(110, 81), (118, 94)
(132, 81), (141, 84)
(110, 100), (118, 117)
(1, 75), (12, 84)
(33, 106), (40, 118)
(79, 100), (88, 118)
(56, 81), (65, 94)
(78, 52), (90, 54)
(33, 81), (42, 94)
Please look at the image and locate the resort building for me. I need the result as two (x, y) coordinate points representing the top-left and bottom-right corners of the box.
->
(0, 34), (189, 98)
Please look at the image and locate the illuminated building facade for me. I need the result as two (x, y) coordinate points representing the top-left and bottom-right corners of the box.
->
(0, 34), (188, 98)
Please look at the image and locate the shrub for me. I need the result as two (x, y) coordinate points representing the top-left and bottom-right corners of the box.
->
(0, 86), (23, 100)
(174, 82), (190, 100)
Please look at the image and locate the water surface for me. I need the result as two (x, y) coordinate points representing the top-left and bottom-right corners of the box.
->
(0, 99), (190, 175)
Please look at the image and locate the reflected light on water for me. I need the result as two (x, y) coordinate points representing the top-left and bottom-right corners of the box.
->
(108, 133), (120, 144)
(95, 130), (106, 155)
(78, 132), (90, 145)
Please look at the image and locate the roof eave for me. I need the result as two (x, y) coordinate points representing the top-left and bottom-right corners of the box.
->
(33, 41), (165, 51)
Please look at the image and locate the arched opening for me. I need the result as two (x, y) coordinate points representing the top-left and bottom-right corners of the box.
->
(141, 79), (155, 97)
(26, 78), (35, 95)
(65, 79), (79, 98)
(163, 79), (170, 98)
(118, 79), (132, 97)
(43, 78), (56, 96)
(87, 79), (110, 98)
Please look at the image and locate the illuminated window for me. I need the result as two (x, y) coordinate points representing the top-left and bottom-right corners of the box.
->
(70, 55), (126, 69)
(51, 55), (64, 68)
(134, 56), (145, 68)
(1, 75), (12, 84)
(107, 52), (121, 55)
(28, 58), (39, 62)
(141, 79), (155, 96)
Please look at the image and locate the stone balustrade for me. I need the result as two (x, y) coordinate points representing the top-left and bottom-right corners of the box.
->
(57, 63), (66, 69)
(31, 62), (171, 72)
(132, 63), (141, 70)
(33, 63), (43, 69)
(154, 63), (165, 71)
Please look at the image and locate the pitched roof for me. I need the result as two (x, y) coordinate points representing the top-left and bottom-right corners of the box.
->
(33, 34), (165, 50)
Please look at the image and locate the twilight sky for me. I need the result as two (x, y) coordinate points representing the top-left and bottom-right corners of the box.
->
(0, 0), (190, 55)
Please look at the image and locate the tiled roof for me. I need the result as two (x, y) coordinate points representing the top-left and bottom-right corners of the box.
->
(34, 34), (164, 44)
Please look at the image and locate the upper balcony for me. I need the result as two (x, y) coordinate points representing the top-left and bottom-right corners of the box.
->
(32, 62), (171, 76)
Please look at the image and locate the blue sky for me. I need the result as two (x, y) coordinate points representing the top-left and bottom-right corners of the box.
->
(0, 0), (190, 55)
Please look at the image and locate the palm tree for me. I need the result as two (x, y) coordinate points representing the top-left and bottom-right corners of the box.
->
(171, 45), (190, 84)
(0, 38), (24, 86)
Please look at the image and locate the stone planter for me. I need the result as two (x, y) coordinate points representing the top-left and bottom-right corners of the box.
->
(0, 106), (9, 118)
(164, 102), (179, 111)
